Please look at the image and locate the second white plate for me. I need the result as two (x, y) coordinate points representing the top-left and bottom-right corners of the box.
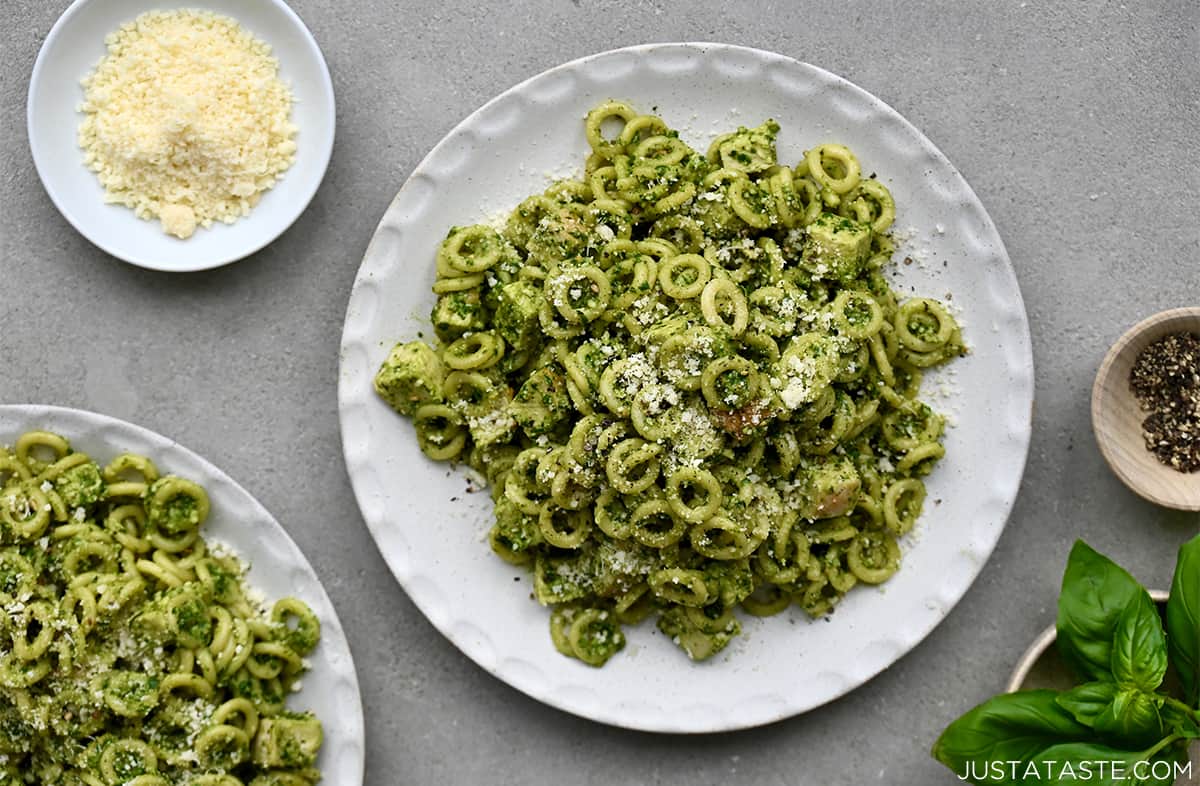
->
(0, 405), (364, 782)
(27, 0), (335, 271)
(339, 43), (1034, 732)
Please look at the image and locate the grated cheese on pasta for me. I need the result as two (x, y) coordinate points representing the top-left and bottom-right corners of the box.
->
(77, 9), (297, 239)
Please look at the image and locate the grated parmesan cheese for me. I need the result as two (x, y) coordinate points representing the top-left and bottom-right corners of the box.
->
(77, 10), (297, 239)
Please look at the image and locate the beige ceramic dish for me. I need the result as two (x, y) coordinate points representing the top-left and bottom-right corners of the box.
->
(1007, 590), (1198, 785)
(1092, 307), (1200, 511)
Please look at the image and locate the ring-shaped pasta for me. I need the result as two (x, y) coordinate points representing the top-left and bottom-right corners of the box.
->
(547, 265), (612, 323)
(538, 504), (592, 549)
(727, 178), (773, 229)
(648, 215), (705, 253)
(438, 225), (503, 274)
(845, 178), (896, 233)
(690, 516), (754, 560)
(656, 335), (706, 391)
(146, 476), (210, 537)
(593, 488), (634, 540)
(550, 466), (594, 510)
(799, 390), (856, 455)
(272, 597), (321, 655)
(664, 468), (722, 523)
(647, 181), (697, 218)
(161, 672), (214, 701)
(834, 341), (872, 385)
(880, 400), (944, 451)
(566, 608), (626, 666)
(194, 724), (250, 769)
(587, 166), (625, 204)
(896, 442), (946, 475)
(12, 600), (56, 661)
(654, 253), (709, 300)
(847, 531), (901, 584)
(413, 403), (467, 461)
(648, 567), (709, 606)
(38, 452), (91, 483)
(100, 738), (158, 784)
(0, 455), (32, 487)
(125, 777), (169, 786)
(597, 237), (642, 271)
(443, 332), (505, 370)
(741, 582), (792, 616)
(618, 114), (669, 147)
(700, 356), (758, 410)
(431, 273), (485, 294)
(585, 100), (638, 159)
(882, 478), (926, 536)
(684, 602), (738, 635)
(597, 359), (645, 418)
(805, 143), (861, 194)
(537, 300), (585, 340)
(15, 430), (70, 469)
(563, 414), (605, 469)
(868, 332), (896, 386)
(1, 484), (51, 540)
(544, 179), (592, 203)
(831, 290), (884, 340)
(895, 298), (957, 353)
(186, 777), (239, 786)
(739, 331), (780, 367)
(632, 134), (690, 166)
(765, 429), (802, 476)
(630, 500), (687, 549)
(748, 286), (798, 337)
(605, 439), (662, 494)
(700, 278), (749, 336)
(504, 448), (550, 515)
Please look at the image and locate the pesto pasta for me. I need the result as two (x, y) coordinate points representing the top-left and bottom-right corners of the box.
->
(375, 101), (965, 665)
(0, 430), (323, 785)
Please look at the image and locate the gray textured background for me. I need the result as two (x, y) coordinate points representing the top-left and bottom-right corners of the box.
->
(3, 1), (1199, 784)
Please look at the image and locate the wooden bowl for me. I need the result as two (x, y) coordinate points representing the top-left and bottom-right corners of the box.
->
(1092, 307), (1200, 511)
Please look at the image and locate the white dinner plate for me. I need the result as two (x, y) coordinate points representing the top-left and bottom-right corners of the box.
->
(339, 43), (1034, 732)
(0, 405), (364, 782)
(27, 0), (335, 272)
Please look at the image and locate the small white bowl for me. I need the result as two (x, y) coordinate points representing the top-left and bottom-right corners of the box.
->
(27, 0), (335, 272)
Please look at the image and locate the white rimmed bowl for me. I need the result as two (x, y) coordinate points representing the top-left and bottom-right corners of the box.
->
(27, 0), (335, 272)
(340, 43), (1034, 732)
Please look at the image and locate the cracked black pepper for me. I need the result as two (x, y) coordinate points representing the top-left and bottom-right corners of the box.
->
(1129, 331), (1200, 473)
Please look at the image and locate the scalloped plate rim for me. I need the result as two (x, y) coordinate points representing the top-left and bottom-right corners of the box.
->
(339, 42), (1034, 733)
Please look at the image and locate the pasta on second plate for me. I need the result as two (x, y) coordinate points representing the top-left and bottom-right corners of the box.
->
(0, 430), (323, 785)
(375, 101), (964, 665)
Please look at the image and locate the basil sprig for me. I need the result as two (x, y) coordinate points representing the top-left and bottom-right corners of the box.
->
(933, 535), (1200, 783)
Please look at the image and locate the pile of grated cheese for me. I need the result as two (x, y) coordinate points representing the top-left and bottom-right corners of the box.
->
(78, 9), (298, 239)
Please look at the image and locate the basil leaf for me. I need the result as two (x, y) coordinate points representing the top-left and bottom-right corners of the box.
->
(1161, 702), (1200, 739)
(1057, 681), (1119, 726)
(1166, 533), (1200, 706)
(932, 690), (1092, 784)
(1092, 689), (1165, 748)
(1057, 540), (1147, 682)
(1111, 589), (1168, 691)
(1026, 741), (1178, 785)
